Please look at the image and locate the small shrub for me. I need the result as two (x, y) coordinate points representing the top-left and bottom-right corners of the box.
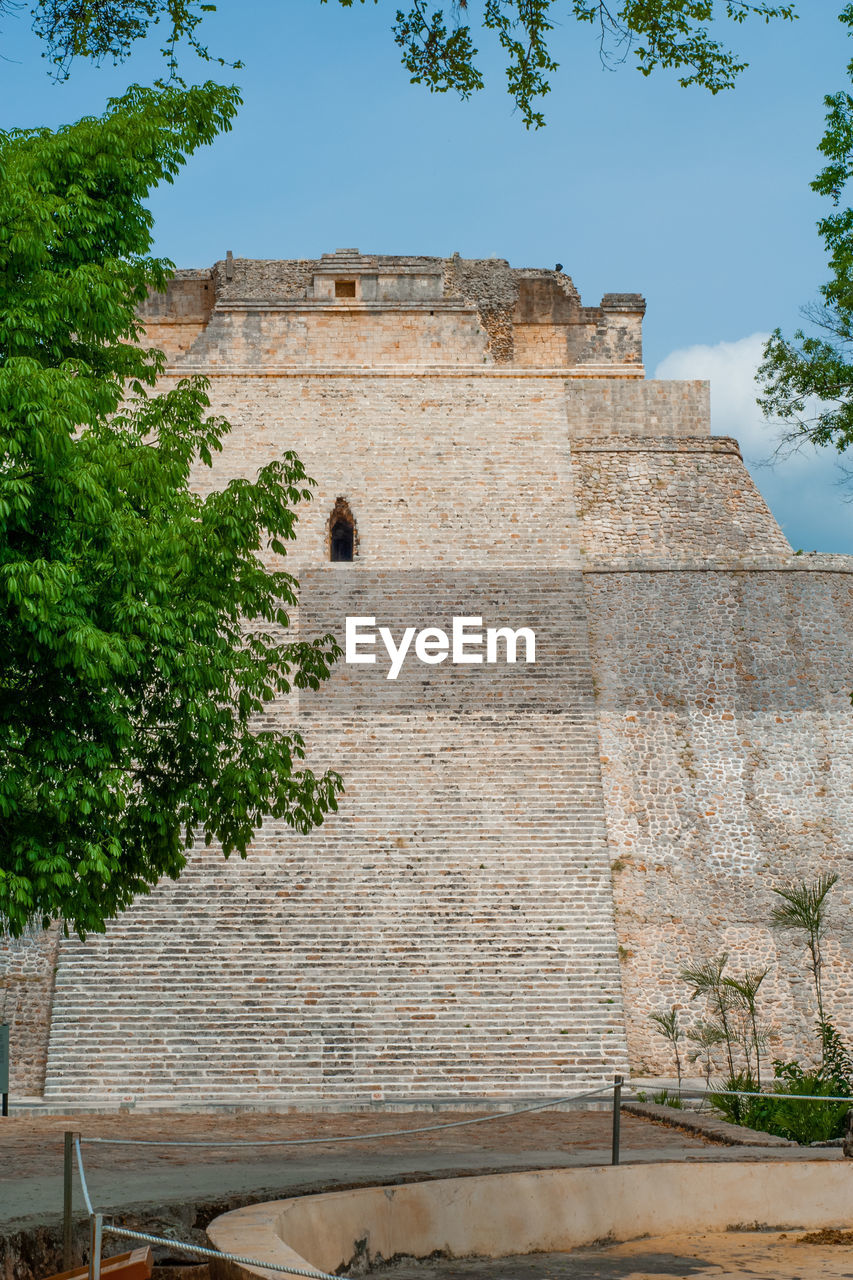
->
(652, 1088), (683, 1109)
(649, 1006), (684, 1097)
(821, 1020), (853, 1093)
(668, 874), (853, 1145)
(709, 1060), (851, 1144)
(709, 1072), (773, 1130)
(767, 1060), (850, 1145)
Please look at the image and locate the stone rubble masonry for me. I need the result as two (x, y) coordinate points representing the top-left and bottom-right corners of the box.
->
(574, 438), (792, 566)
(588, 566), (853, 1071)
(5, 250), (853, 1100)
(0, 923), (60, 1095)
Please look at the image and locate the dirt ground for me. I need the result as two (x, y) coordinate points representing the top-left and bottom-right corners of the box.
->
(0, 1108), (713, 1184)
(370, 1232), (853, 1280)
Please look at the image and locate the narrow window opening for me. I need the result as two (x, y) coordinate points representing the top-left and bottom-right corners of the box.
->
(328, 497), (357, 562)
(335, 280), (356, 299)
(331, 522), (354, 561)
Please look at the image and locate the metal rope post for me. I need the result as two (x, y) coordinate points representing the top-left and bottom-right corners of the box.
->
(0, 1022), (8, 1117)
(611, 1074), (623, 1166)
(89, 1213), (102, 1280)
(63, 1132), (75, 1269)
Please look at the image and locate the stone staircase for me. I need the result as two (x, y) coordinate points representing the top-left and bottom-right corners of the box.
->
(43, 572), (629, 1102)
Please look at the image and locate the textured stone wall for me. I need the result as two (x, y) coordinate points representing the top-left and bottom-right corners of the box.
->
(137, 253), (644, 371)
(174, 307), (494, 369)
(45, 669), (630, 1099)
(213, 258), (316, 303)
(164, 372), (582, 571)
(513, 325), (571, 367)
(0, 924), (60, 1093)
(566, 380), (709, 437)
(586, 564), (853, 1072)
(575, 438), (791, 565)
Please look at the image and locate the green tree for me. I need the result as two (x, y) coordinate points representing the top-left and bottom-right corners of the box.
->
(680, 953), (768, 1124)
(7, 0), (796, 127)
(0, 82), (343, 939)
(382, 0), (796, 126)
(758, 5), (853, 444)
(20, 0), (241, 79)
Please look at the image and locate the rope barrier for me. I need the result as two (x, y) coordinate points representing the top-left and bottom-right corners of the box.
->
(71, 1083), (622, 1280)
(99, 1224), (346, 1280)
(83, 1084), (615, 1148)
(676, 1088), (853, 1104)
(74, 1136), (94, 1216)
(67, 1075), (853, 1280)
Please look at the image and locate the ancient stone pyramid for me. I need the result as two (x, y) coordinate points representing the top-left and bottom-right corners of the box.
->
(4, 251), (852, 1103)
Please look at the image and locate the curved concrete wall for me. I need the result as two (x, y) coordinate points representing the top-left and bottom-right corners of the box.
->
(207, 1163), (853, 1280)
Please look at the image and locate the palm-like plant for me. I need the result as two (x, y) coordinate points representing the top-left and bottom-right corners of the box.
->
(724, 966), (770, 1088)
(650, 1006), (684, 1097)
(680, 954), (738, 1080)
(770, 874), (839, 1065)
(686, 1020), (726, 1089)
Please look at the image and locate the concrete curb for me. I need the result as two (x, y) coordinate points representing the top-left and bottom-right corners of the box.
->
(622, 1100), (797, 1147)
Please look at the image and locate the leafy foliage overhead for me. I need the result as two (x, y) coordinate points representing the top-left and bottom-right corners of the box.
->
(758, 6), (853, 448)
(0, 82), (342, 938)
(22, 0), (241, 78)
(378, 0), (797, 126)
(4, 0), (797, 127)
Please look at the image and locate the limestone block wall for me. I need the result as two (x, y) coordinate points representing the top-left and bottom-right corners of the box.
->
(513, 325), (573, 367)
(39, 363), (853, 1099)
(213, 258), (315, 302)
(512, 298), (644, 371)
(178, 307), (494, 369)
(41, 366), (633, 1100)
(174, 372), (585, 571)
(17, 252), (853, 1100)
(139, 271), (216, 357)
(566, 380), (709, 438)
(586, 564), (853, 1072)
(141, 272), (215, 322)
(0, 923), (60, 1093)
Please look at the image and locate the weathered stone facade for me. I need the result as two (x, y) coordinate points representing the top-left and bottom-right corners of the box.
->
(4, 251), (852, 1102)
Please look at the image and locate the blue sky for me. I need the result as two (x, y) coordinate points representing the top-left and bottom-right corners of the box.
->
(2, 2), (851, 551)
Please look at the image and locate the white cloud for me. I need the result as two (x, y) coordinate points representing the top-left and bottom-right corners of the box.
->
(654, 334), (853, 554)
